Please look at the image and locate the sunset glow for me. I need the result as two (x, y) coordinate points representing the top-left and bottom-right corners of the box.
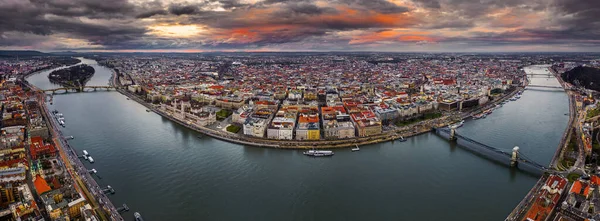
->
(0, 0), (598, 52)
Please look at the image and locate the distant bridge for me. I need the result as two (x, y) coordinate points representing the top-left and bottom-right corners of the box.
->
(43, 86), (125, 94)
(527, 73), (555, 77)
(435, 127), (552, 175)
(526, 84), (564, 89)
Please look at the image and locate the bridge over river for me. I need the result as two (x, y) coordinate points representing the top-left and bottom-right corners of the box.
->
(434, 127), (560, 176)
(43, 86), (125, 94)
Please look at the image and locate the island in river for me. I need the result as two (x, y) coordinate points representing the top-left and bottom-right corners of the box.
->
(48, 64), (95, 88)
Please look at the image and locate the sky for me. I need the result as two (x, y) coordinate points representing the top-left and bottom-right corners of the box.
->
(0, 0), (599, 52)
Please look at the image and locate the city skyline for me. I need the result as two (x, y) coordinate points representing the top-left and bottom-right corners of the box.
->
(1, 0), (599, 52)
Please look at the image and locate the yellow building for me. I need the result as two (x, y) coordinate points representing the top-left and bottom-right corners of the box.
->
(307, 129), (320, 140)
(67, 197), (86, 218)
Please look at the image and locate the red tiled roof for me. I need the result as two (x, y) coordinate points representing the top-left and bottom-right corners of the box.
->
(33, 175), (51, 195)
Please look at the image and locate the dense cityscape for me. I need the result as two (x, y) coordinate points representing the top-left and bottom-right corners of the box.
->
(1, 0), (599, 220)
(0, 52), (596, 220)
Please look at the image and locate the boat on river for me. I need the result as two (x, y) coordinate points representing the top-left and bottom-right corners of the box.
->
(397, 136), (407, 142)
(472, 113), (486, 119)
(351, 145), (360, 152)
(449, 120), (464, 128)
(303, 150), (334, 157)
(134, 212), (144, 221)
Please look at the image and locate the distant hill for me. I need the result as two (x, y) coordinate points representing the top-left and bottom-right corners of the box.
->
(50, 51), (80, 56)
(0, 50), (48, 57)
(562, 66), (600, 91)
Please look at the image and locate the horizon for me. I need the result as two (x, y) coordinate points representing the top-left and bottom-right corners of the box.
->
(5, 49), (600, 54)
(1, 0), (599, 52)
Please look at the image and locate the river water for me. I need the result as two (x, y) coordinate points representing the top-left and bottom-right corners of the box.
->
(27, 59), (568, 221)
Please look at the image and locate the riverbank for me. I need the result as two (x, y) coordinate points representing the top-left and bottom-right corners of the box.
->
(111, 70), (523, 149)
(32, 91), (123, 220)
(19, 59), (83, 80)
(505, 66), (574, 221)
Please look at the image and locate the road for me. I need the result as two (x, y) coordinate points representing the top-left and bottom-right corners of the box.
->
(36, 92), (123, 221)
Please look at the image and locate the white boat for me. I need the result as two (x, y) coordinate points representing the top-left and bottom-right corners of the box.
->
(303, 150), (334, 157)
(83, 155), (88, 160)
(134, 212), (144, 221)
(88, 157), (94, 163)
(83, 150), (89, 156)
(351, 145), (360, 151)
(398, 136), (407, 142)
(449, 120), (464, 128)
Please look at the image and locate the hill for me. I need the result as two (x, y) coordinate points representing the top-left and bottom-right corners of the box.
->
(562, 66), (600, 91)
(0, 50), (48, 57)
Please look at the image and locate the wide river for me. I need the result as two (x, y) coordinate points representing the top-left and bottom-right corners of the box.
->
(27, 59), (568, 221)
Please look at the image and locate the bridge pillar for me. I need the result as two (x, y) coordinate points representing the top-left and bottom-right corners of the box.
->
(511, 146), (519, 167)
(449, 128), (457, 141)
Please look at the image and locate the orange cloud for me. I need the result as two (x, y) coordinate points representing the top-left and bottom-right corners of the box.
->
(349, 30), (437, 44)
(313, 6), (416, 28)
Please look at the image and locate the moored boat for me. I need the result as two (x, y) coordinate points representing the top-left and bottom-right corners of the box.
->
(449, 120), (464, 128)
(472, 113), (485, 119)
(303, 150), (334, 157)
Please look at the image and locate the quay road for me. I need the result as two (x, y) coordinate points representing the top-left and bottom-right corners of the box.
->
(505, 66), (580, 221)
(34, 90), (123, 221)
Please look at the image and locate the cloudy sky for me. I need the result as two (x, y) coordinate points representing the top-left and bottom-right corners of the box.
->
(0, 0), (598, 52)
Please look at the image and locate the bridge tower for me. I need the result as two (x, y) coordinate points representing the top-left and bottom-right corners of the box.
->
(449, 127), (457, 141)
(511, 146), (519, 167)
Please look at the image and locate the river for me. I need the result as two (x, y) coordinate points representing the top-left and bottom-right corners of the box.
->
(27, 58), (567, 221)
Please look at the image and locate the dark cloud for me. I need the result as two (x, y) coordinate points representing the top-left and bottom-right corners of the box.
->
(30, 0), (136, 19)
(338, 0), (410, 14)
(412, 0), (441, 9)
(285, 3), (335, 15)
(215, 0), (250, 9)
(552, 0), (600, 29)
(0, 0), (599, 51)
(136, 9), (168, 19)
(168, 4), (199, 16)
(0, 0), (146, 49)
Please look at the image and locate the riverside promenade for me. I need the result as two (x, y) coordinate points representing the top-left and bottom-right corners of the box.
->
(111, 70), (524, 150)
(505, 66), (574, 221)
(26, 81), (123, 221)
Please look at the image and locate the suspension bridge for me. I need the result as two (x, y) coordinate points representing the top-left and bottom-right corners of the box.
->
(434, 127), (557, 175)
